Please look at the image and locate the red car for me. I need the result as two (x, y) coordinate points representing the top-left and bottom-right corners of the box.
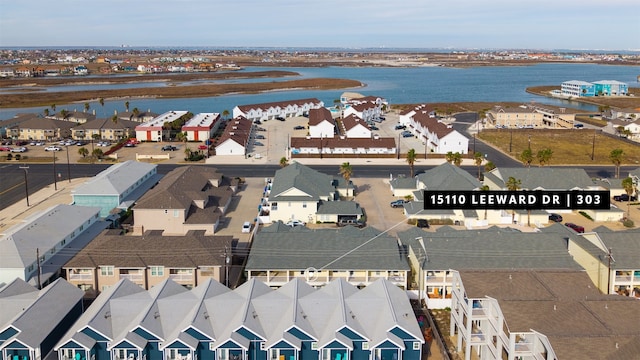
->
(0, 146), (12, 151)
(198, 144), (208, 150)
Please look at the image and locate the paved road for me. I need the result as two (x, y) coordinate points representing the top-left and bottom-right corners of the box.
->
(1, 161), (636, 211)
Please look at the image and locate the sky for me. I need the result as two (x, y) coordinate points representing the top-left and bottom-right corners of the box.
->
(1, 0), (639, 50)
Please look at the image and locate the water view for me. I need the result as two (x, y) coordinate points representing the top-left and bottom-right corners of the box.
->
(1, 63), (638, 119)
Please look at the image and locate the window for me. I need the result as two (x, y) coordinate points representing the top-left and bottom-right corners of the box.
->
(60, 239), (66, 246)
(413, 342), (421, 350)
(271, 202), (278, 210)
(100, 266), (114, 276)
(174, 210), (179, 217)
(151, 266), (164, 276)
(302, 202), (307, 208)
(362, 342), (369, 350)
(311, 342), (318, 351)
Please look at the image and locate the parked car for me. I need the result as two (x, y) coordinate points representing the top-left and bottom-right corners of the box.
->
(548, 213), (563, 222)
(0, 146), (12, 151)
(285, 219), (306, 227)
(574, 123), (584, 128)
(198, 144), (208, 150)
(416, 219), (430, 228)
(336, 219), (366, 228)
(124, 142), (136, 147)
(253, 120), (262, 124)
(395, 124), (406, 130)
(253, 141), (264, 146)
(241, 221), (252, 233)
(401, 130), (413, 138)
(256, 127), (266, 132)
(30, 141), (45, 146)
(161, 145), (177, 151)
(369, 125), (379, 130)
(613, 194), (637, 202)
(44, 146), (62, 151)
(10, 146), (27, 152)
(75, 141), (87, 146)
(255, 134), (265, 139)
(293, 125), (305, 130)
(564, 222), (585, 233)
(14, 140), (28, 146)
(96, 141), (111, 147)
(390, 199), (406, 208)
(276, 116), (285, 121)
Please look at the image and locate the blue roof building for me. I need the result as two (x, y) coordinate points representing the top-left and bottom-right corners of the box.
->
(55, 278), (424, 360)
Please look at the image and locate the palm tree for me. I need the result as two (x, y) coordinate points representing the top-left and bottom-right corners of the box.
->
(622, 177), (634, 217)
(91, 148), (103, 161)
(445, 151), (454, 163)
(83, 102), (90, 113)
(505, 176), (522, 224)
(452, 152), (463, 167)
(537, 148), (553, 167)
(124, 101), (130, 112)
(50, 104), (56, 112)
(404, 194), (414, 202)
(279, 157), (289, 168)
(339, 162), (353, 197)
(78, 147), (89, 158)
(406, 148), (417, 177)
(609, 149), (624, 178)
(474, 152), (483, 179)
(60, 109), (68, 120)
(480, 185), (490, 220)
(111, 114), (118, 125)
(222, 109), (230, 120)
(484, 160), (496, 172)
(43, 108), (50, 117)
(520, 148), (533, 167)
(132, 107), (140, 121)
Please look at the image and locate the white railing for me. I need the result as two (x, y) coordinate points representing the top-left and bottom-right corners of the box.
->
(169, 273), (194, 281)
(68, 273), (93, 280)
(119, 273), (143, 281)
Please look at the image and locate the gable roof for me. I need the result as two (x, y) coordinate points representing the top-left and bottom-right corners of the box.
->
(245, 225), (409, 271)
(485, 167), (595, 190)
(416, 162), (481, 190)
(269, 162), (337, 201)
(134, 166), (233, 212)
(400, 226), (581, 271)
(64, 229), (233, 269)
(0, 278), (83, 348)
(458, 270), (640, 360)
(236, 98), (322, 113)
(73, 161), (157, 197)
(308, 107), (335, 126)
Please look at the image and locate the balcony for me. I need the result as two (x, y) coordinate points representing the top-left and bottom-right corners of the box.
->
(169, 273), (194, 281)
(68, 273), (93, 281)
(119, 273), (143, 281)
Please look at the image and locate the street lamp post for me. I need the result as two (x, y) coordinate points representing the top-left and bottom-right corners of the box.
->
(52, 149), (57, 190)
(19, 164), (29, 207)
(66, 145), (71, 182)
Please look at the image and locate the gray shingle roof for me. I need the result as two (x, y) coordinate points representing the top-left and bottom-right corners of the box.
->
(569, 229), (640, 269)
(270, 162), (339, 201)
(458, 270), (640, 360)
(316, 201), (363, 215)
(486, 167), (595, 190)
(246, 225), (409, 271)
(64, 230), (233, 268)
(416, 162), (481, 190)
(400, 226), (581, 271)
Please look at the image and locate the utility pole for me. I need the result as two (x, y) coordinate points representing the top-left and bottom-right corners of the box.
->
(222, 245), (230, 288)
(591, 129), (596, 161)
(36, 248), (42, 289)
(509, 130), (513, 153)
(66, 145), (71, 182)
(19, 165), (29, 206)
(606, 247), (615, 294)
(52, 150), (57, 190)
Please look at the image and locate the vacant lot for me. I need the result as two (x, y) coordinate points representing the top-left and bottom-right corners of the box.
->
(478, 129), (640, 165)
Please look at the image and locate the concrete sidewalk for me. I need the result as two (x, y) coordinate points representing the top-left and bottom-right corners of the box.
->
(0, 177), (88, 234)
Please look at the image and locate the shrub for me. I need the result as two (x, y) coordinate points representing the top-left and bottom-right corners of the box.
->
(6, 153), (12, 160)
(622, 219), (634, 228)
(579, 211), (593, 221)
